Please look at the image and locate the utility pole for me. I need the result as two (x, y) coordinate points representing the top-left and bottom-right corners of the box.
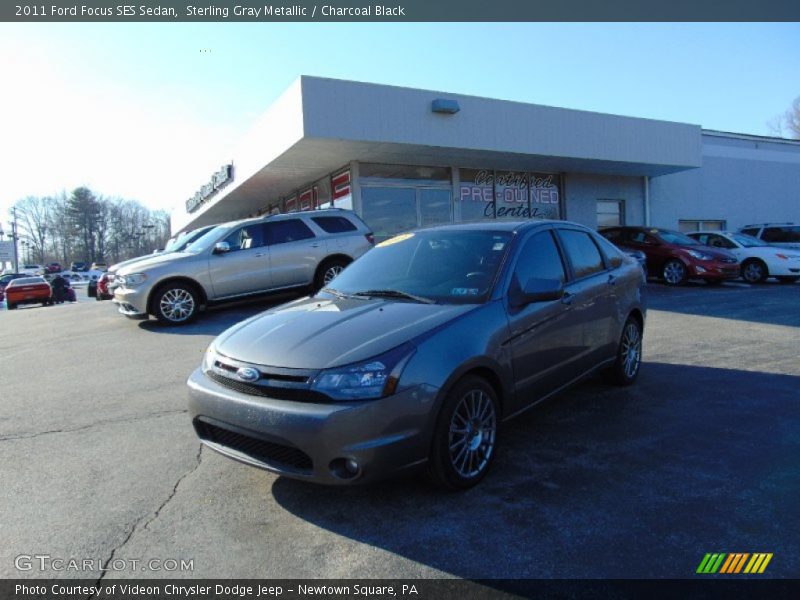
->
(11, 206), (19, 274)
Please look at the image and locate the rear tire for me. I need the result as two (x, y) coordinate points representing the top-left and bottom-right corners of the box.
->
(662, 259), (687, 286)
(741, 259), (768, 284)
(426, 375), (499, 491)
(606, 317), (643, 386)
(152, 282), (200, 325)
(314, 257), (350, 292)
(7, 303), (16, 310)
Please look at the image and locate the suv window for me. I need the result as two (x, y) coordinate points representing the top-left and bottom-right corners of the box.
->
(762, 226), (800, 243)
(740, 227), (760, 237)
(514, 231), (566, 286)
(223, 223), (266, 251)
(559, 229), (606, 279)
(266, 219), (315, 245)
(312, 216), (357, 234)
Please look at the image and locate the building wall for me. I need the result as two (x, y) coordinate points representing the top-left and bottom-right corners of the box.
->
(649, 133), (800, 230)
(564, 173), (645, 228)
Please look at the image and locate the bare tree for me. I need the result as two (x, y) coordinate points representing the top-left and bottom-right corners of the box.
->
(13, 196), (52, 264)
(768, 96), (800, 139)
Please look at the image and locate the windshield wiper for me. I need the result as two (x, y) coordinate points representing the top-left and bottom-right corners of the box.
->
(352, 289), (436, 304)
(320, 287), (354, 299)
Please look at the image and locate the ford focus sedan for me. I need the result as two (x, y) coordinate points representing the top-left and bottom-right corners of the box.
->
(188, 221), (646, 489)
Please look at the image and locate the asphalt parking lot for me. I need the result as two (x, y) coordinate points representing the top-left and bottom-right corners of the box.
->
(1, 280), (798, 582)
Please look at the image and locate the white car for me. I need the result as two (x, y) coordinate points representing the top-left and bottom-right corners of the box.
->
(20, 264), (45, 276)
(688, 231), (800, 284)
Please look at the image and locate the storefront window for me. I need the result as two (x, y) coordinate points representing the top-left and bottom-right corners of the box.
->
(530, 174), (560, 220)
(361, 187), (418, 241)
(360, 163), (450, 183)
(597, 199), (624, 228)
(494, 171), (530, 219)
(419, 189), (452, 226)
(459, 169), (494, 221)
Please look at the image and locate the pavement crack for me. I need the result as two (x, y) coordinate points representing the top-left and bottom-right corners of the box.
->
(87, 444), (203, 599)
(0, 409), (188, 442)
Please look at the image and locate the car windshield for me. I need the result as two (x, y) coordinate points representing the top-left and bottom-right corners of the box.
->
(729, 233), (766, 248)
(325, 229), (513, 304)
(655, 229), (700, 246)
(183, 225), (230, 253)
(165, 227), (213, 252)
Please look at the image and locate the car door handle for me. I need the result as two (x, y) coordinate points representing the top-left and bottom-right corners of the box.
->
(561, 291), (574, 306)
(310, 243), (320, 248)
(608, 274), (617, 286)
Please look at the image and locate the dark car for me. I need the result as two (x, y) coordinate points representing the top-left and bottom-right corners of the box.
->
(45, 262), (63, 274)
(600, 226), (739, 286)
(188, 221), (646, 489)
(70, 261), (88, 272)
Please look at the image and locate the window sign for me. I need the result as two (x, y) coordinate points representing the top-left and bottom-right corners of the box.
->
(459, 170), (560, 220)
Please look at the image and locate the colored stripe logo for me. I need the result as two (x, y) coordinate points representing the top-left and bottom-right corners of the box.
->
(696, 553), (773, 574)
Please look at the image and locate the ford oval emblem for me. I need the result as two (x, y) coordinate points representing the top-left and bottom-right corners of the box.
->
(235, 367), (260, 382)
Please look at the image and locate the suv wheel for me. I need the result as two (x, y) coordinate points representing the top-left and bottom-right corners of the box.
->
(153, 283), (199, 325)
(741, 259), (768, 283)
(662, 259), (687, 286)
(315, 258), (350, 291)
(427, 375), (499, 490)
(606, 317), (643, 386)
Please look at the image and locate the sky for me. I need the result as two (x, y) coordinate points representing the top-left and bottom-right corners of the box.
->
(1, 22), (798, 231)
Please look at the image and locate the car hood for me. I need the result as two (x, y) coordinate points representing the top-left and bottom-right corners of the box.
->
(681, 245), (736, 260)
(214, 296), (476, 369)
(109, 254), (166, 274)
(116, 251), (192, 275)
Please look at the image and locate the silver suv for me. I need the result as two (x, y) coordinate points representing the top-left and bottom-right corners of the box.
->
(113, 210), (374, 325)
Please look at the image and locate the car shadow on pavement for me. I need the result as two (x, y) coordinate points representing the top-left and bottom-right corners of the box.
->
(270, 362), (800, 581)
(647, 282), (800, 328)
(135, 294), (302, 336)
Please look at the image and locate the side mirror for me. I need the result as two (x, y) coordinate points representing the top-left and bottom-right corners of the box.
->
(213, 241), (231, 254)
(609, 255), (623, 269)
(511, 277), (564, 307)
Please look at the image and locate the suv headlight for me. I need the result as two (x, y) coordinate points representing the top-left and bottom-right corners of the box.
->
(311, 343), (415, 401)
(119, 273), (147, 287)
(686, 250), (713, 261)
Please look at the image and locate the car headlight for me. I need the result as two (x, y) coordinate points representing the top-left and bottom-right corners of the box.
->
(119, 273), (147, 287)
(311, 343), (415, 401)
(202, 343), (217, 372)
(686, 250), (713, 261)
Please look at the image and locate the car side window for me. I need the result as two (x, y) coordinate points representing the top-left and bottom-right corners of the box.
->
(600, 229), (623, 243)
(558, 229), (606, 279)
(312, 216), (357, 233)
(740, 228), (760, 238)
(513, 231), (566, 287)
(763, 226), (800, 243)
(266, 219), (316, 245)
(628, 231), (657, 245)
(707, 234), (735, 249)
(223, 223), (265, 251)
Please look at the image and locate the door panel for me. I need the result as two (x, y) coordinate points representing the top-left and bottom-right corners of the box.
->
(266, 219), (323, 287)
(208, 223), (272, 298)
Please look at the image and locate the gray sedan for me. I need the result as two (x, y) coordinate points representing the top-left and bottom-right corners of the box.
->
(188, 220), (646, 489)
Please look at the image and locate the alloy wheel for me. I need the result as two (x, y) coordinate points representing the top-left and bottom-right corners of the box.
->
(621, 321), (642, 379)
(159, 288), (195, 323)
(323, 265), (344, 285)
(448, 389), (497, 479)
(663, 261), (685, 285)
(743, 261), (764, 283)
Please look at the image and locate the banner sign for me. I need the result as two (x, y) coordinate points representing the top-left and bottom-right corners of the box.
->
(186, 164), (233, 213)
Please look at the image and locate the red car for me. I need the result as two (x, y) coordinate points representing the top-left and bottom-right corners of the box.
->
(600, 226), (739, 286)
(5, 276), (52, 309)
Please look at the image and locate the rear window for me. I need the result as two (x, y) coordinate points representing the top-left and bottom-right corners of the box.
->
(312, 216), (358, 234)
(9, 277), (46, 286)
(558, 230), (606, 279)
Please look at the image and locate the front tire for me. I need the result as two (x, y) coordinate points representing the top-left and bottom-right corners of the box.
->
(662, 259), (687, 286)
(606, 317), (643, 386)
(427, 375), (499, 490)
(152, 283), (200, 325)
(741, 259), (768, 284)
(314, 257), (350, 292)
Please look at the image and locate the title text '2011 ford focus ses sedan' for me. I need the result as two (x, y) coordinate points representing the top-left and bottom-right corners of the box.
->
(188, 221), (646, 489)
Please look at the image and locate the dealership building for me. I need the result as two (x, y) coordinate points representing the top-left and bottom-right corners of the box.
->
(172, 76), (800, 240)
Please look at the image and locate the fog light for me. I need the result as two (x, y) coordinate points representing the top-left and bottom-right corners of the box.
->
(329, 457), (361, 479)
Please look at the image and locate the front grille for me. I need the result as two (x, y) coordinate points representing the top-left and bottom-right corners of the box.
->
(207, 370), (329, 402)
(195, 420), (312, 472)
(212, 360), (308, 383)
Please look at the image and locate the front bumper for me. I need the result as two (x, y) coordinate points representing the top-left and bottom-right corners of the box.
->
(689, 261), (740, 280)
(187, 367), (439, 485)
(113, 286), (149, 317)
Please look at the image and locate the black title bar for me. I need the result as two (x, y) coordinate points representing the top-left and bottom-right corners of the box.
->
(4, 0), (800, 22)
